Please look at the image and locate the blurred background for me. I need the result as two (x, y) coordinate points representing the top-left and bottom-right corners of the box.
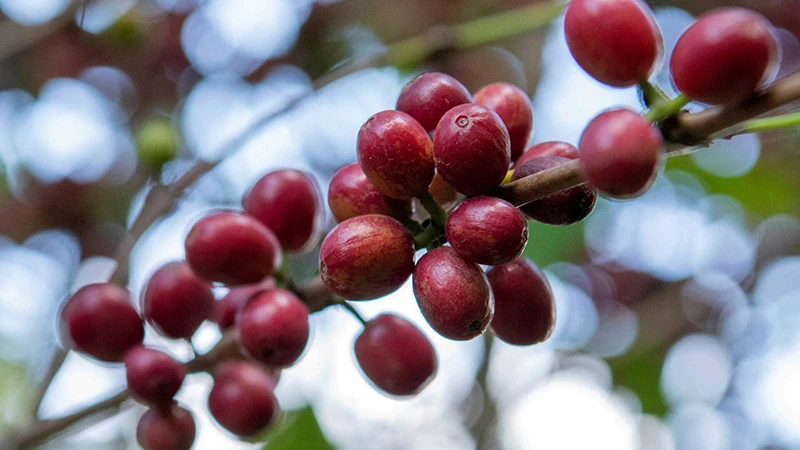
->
(0, 0), (799, 448)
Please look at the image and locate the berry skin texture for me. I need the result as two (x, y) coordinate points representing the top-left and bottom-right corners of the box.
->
(185, 211), (282, 286)
(579, 108), (664, 198)
(137, 404), (196, 450)
(670, 8), (779, 105)
(208, 361), (280, 437)
(445, 196), (528, 265)
(487, 258), (555, 346)
(319, 215), (415, 301)
(473, 83), (533, 161)
(328, 162), (412, 223)
(60, 283), (144, 363)
(512, 156), (597, 225)
(355, 314), (437, 397)
(396, 72), (472, 131)
(564, 0), (662, 87)
(214, 278), (275, 330)
(357, 110), (435, 200)
(243, 169), (322, 252)
(433, 103), (511, 196)
(142, 261), (215, 339)
(413, 246), (494, 341)
(236, 289), (310, 368)
(124, 346), (186, 407)
(516, 141), (580, 167)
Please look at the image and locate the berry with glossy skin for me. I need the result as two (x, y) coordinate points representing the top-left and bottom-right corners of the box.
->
(214, 278), (276, 330)
(487, 258), (555, 345)
(185, 211), (282, 286)
(579, 108), (664, 198)
(512, 156), (597, 225)
(124, 346), (186, 407)
(413, 247), (494, 340)
(357, 110), (435, 200)
(319, 215), (415, 301)
(236, 289), (310, 368)
(565, 0), (662, 87)
(670, 8), (779, 104)
(445, 196), (528, 265)
(60, 283), (144, 362)
(208, 361), (280, 437)
(328, 162), (412, 223)
(137, 403), (196, 450)
(355, 314), (437, 396)
(142, 261), (215, 339)
(473, 83), (533, 161)
(396, 72), (472, 131)
(433, 103), (511, 196)
(516, 141), (580, 167)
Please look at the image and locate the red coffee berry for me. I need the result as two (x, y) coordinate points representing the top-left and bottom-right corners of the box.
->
(516, 141), (580, 167)
(445, 196), (528, 265)
(355, 314), (437, 396)
(579, 108), (664, 198)
(396, 72), (472, 131)
(319, 215), (415, 301)
(60, 283), (144, 363)
(413, 247), (494, 341)
(142, 261), (215, 339)
(473, 83), (533, 161)
(512, 156), (597, 225)
(236, 289), (310, 368)
(242, 169), (322, 252)
(208, 361), (280, 437)
(670, 8), (779, 104)
(214, 278), (275, 330)
(433, 103), (511, 196)
(357, 110), (435, 200)
(328, 162), (412, 223)
(185, 211), (282, 286)
(564, 0), (662, 87)
(124, 346), (186, 407)
(487, 258), (555, 345)
(137, 403), (196, 450)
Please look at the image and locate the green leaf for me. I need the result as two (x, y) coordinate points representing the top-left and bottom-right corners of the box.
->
(262, 406), (333, 450)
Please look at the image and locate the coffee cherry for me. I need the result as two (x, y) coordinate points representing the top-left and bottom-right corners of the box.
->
(670, 8), (779, 104)
(208, 361), (280, 437)
(185, 211), (282, 286)
(124, 346), (186, 407)
(319, 215), (415, 301)
(579, 108), (664, 198)
(445, 196), (528, 265)
(396, 72), (472, 131)
(357, 110), (435, 200)
(413, 247), (494, 340)
(564, 0), (662, 87)
(512, 156), (597, 225)
(433, 103), (511, 196)
(516, 141), (579, 167)
(236, 289), (310, 368)
(328, 162), (412, 223)
(142, 261), (215, 339)
(487, 258), (555, 345)
(214, 278), (276, 330)
(60, 283), (144, 362)
(473, 83), (533, 161)
(355, 314), (437, 396)
(137, 403), (196, 450)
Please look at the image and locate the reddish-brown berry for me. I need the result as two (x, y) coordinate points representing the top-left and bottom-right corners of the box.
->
(396, 72), (472, 131)
(516, 141), (580, 167)
(136, 403), (196, 450)
(473, 83), (533, 161)
(513, 156), (597, 225)
(328, 162), (412, 223)
(124, 346), (186, 407)
(236, 289), (310, 368)
(142, 261), (215, 339)
(445, 196), (528, 265)
(208, 361), (279, 437)
(214, 278), (275, 330)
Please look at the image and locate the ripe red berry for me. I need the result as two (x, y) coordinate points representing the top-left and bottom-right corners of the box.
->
(319, 215), (415, 301)
(142, 261), (215, 339)
(396, 72), (472, 131)
(564, 0), (662, 87)
(413, 247), (494, 340)
(433, 103), (511, 196)
(445, 196), (528, 265)
(516, 141), (580, 167)
(185, 211), (282, 286)
(208, 361), (280, 437)
(355, 314), (437, 396)
(670, 8), (779, 104)
(357, 110), (435, 200)
(60, 283), (144, 363)
(473, 83), (533, 161)
(579, 108), (664, 198)
(512, 156), (597, 225)
(214, 278), (275, 330)
(136, 403), (196, 450)
(236, 289), (310, 368)
(487, 258), (555, 345)
(328, 162), (412, 223)
(124, 346), (186, 407)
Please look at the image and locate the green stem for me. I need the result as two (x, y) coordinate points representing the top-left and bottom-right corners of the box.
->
(738, 112), (800, 134)
(646, 94), (690, 122)
(638, 80), (670, 108)
(413, 224), (443, 250)
(399, 216), (425, 235)
(339, 301), (367, 326)
(419, 192), (448, 228)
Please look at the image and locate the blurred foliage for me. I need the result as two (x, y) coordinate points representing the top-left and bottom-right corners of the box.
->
(262, 407), (332, 450)
(523, 220), (586, 267)
(0, 360), (33, 429)
(609, 351), (669, 417)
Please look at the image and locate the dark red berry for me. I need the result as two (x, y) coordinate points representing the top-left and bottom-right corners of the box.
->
(328, 162), (412, 223)
(565, 0), (662, 87)
(142, 261), (215, 339)
(208, 361), (279, 437)
(445, 196), (528, 265)
(185, 211), (282, 286)
(319, 215), (415, 301)
(413, 247), (494, 340)
(433, 103), (511, 196)
(473, 83), (533, 161)
(396, 72), (472, 131)
(516, 141), (580, 167)
(60, 283), (144, 363)
(355, 314), (437, 396)
(357, 110), (435, 200)
(512, 156), (597, 225)
(214, 278), (275, 330)
(136, 403), (196, 450)
(487, 258), (555, 345)
(236, 289), (310, 368)
(124, 346), (186, 407)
